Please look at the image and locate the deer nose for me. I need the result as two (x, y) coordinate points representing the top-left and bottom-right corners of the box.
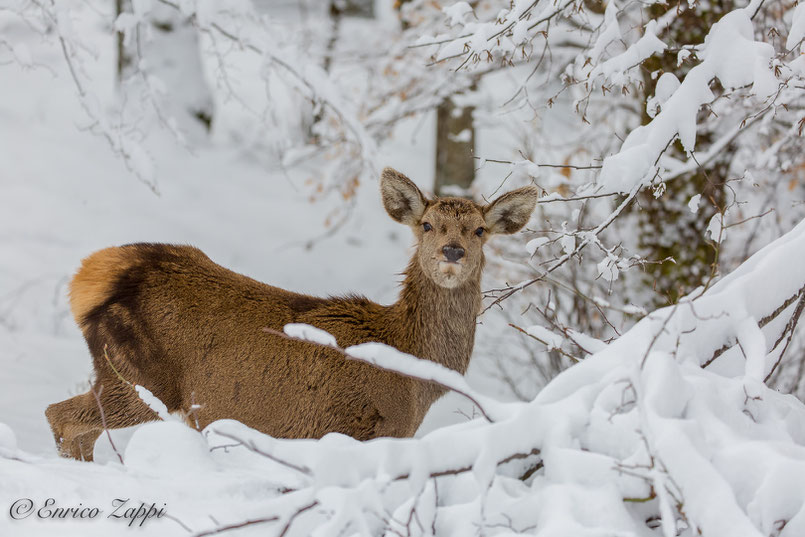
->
(442, 245), (465, 263)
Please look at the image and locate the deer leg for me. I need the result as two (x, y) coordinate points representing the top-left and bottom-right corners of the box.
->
(46, 392), (102, 461)
(45, 379), (160, 461)
(65, 428), (102, 462)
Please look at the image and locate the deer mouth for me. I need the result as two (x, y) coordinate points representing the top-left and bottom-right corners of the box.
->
(438, 261), (463, 276)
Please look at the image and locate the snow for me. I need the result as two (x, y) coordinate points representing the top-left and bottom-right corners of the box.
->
(284, 323), (338, 347)
(587, 1), (622, 66)
(706, 212), (726, 241)
(597, 255), (620, 282)
(787, 2), (805, 50)
(448, 128), (472, 143)
(699, 11), (777, 97)
(526, 237), (550, 255)
(590, 20), (667, 86)
(10, 43), (32, 67)
(560, 232), (575, 255)
(125, 421), (215, 476)
(443, 2), (473, 26)
(621, 304), (646, 316)
(655, 72), (681, 103)
(647, 72), (681, 118)
(688, 193), (702, 213)
(511, 159), (541, 179)
(134, 385), (177, 422)
(0, 423), (17, 452)
(566, 329), (608, 354)
(737, 317), (766, 382)
(343, 341), (510, 422)
(525, 324), (565, 350)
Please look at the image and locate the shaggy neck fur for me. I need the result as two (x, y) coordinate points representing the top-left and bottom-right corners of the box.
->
(387, 253), (483, 400)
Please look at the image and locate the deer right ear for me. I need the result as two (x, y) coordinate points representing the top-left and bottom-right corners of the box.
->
(380, 168), (428, 226)
(484, 186), (539, 234)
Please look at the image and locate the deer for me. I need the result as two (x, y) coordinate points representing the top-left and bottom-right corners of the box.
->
(45, 168), (538, 461)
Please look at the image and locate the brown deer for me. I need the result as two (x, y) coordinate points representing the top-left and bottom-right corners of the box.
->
(46, 168), (538, 461)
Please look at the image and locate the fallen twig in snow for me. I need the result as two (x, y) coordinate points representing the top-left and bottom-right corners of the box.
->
(208, 428), (312, 478)
(192, 514), (280, 537)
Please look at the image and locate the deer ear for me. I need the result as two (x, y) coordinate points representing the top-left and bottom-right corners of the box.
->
(380, 168), (428, 226)
(484, 186), (539, 234)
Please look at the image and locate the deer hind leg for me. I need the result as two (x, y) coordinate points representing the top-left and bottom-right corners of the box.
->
(45, 378), (160, 462)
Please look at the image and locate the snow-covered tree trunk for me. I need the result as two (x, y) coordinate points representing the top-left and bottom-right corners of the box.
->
(116, 1), (214, 138)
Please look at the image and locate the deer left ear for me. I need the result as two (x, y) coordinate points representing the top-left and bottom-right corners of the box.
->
(380, 167), (428, 226)
(484, 186), (539, 234)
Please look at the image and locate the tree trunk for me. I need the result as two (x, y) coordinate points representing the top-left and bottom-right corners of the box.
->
(115, 0), (133, 81)
(434, 97), (476, 197)
(340, 0), (374, 18)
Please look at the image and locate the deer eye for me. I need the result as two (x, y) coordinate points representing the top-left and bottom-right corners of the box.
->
(475, 227), (485, 237)
(423, 222), (432, 232)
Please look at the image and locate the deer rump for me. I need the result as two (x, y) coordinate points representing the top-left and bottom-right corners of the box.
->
(70, 243), (419, 442)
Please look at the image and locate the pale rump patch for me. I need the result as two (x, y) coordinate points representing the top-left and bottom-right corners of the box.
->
(69, 247), (135, 327)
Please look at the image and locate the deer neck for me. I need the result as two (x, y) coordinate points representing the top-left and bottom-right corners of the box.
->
(389, 255), (483, 375)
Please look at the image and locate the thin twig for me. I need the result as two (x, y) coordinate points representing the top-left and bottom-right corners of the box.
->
(702, 284), (805, 368)
(474, 156), (602, 170)
(103, 344), (133, 387)
(192, 515), (280, 537)
(208, 429), (313, 477)
(89, 384), (124, 465)
(508, 323), (581, 362)
(391, 448), (541, 481)
(278, 501), (319, 537)
(765, 289), (805, 382)
(640, 304), (679, 369)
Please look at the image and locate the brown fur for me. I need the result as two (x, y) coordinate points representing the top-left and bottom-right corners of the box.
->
(46, 168), (538, 461)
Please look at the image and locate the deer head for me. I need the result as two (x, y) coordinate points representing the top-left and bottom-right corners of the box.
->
(381, 168), (539, 289)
